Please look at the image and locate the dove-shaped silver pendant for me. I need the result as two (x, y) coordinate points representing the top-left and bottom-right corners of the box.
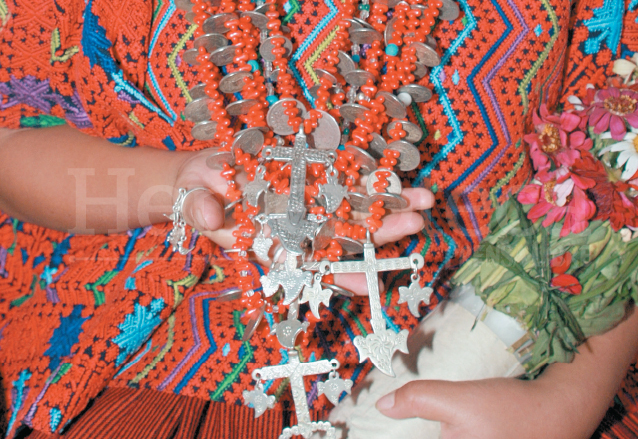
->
(243, 381), (276, 418)
(318, 371), (353, 405)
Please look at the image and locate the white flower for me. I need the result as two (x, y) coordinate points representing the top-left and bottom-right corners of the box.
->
(599, 130), (638, 181)
(613, 54), (638, 84)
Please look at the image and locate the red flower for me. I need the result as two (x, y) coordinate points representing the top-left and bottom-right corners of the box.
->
(526, 105), (591, 171)
(589, 88), (638, 140)
(550, 274), (582, 295)
(549, 252), (581, 295)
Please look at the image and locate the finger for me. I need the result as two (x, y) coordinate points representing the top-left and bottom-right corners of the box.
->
(182, 189), (225, 232)
(333, 272), (384, 296)
(373, 211), (425, 246)
(396, 188), (435, 212)
(376, 380), (467, 424)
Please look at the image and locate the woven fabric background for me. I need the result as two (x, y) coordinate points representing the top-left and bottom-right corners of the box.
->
(0, 0), (635, 437)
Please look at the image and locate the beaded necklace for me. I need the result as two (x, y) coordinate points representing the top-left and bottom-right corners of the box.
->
(178, 0), (457, 435)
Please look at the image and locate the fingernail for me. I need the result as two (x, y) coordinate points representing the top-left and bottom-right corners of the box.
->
(195, 208), (211, 230)
(376, 392), (395, 412)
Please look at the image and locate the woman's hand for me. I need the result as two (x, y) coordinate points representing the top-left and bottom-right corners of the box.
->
(375, 307), (638, 439)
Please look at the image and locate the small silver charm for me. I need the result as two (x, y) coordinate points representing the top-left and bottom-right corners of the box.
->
(245, 166), (270, 207)
(398, 273), (433, 318)
(243, 379), (276, 418)
(260, 253), (313, 304)
(300, 272), (333, 319)
(252, 235), (273, 262)
(317, 171), (348, 213)
(272, 317), (309, 349)
(166, 187), (208, 255)
(318, 370), (353, 405)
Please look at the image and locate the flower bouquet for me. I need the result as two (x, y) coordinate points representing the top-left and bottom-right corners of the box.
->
(454, 60), (638, 377)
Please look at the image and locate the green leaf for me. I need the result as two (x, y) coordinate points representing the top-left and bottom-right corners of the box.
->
(474, 242), (540, 289)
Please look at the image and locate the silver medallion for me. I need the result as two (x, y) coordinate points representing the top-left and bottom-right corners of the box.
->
(377, 90), (407, 119)
(339, 103), (368, 123)
(184, 97), (212, 123)
(309, 110), (341, 150)
(397, 84), (433, 103)
(194, 32), (228, 52)
(205, 150), (235, 170)
(226, 98), (259, 116)
(349, 28), (383, 45)
(336, 50), (357, 76)
(344, 69), (375, 87)
(386, 120), (424, 143)
(241, 10), (269, 30)
(366, 169), (402, 195)
(191, 120), (218, 140)
(317, 371), (353, 405)
(387, 139), (421, 171)
(219, 71), (253, 94)
(260, 36), (293, 62)
(210, 44), (238, 66)
(233, 127), (265, 155)
(266, 98), (308, 135)
(202, 12), (238, 34)
(411, 41), (441, 67)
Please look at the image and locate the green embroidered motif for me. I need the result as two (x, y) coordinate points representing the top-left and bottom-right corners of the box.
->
(169, 25), (198, 103)
(0, 0), (9, 28)
(20, 115), (66, 128)
(489, 146), (526, 207)
(50, 28), (80, 64)
(282, 0), (300, 24)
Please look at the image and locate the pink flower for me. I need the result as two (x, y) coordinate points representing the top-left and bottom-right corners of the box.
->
(526, 105), (591, 171)
(517, 168), (596, 237)
(589, 88), (638, 140)
(549, 252), (582, 295)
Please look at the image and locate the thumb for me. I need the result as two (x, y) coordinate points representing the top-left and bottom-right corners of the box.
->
(181, 189), (225, 232)
(376, 380), (466, 423)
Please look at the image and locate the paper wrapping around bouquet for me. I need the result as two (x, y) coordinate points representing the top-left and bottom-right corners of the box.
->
(324, 289), (525, 439)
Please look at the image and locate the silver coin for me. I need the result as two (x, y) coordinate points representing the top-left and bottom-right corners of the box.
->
(189, 83), (208, 101)
(336, 50), (357, 76)
(313, 217), (337, 250)
(367, 132), (388, 159)
(206, 150), (235, 170)
(254, 2), (274, 14)
(182, 48), (201, 66)
(315, 68), (337, 85)
(219, 71), (253, 93)
(339, 103), (368, 123)
(377, 91), (407, 119)
(371, 0), (401, 7)
(210, 45), (238, 66)
(345, 191), (370, 211)
(344, 69), (376, 87)
(309, 110), (340, 150)
(202, 12), (238, 34)
(268, 68), (280, 82)
(366, 169), (402, 195)
(309, 84), (322, 99)
(344, 145), (377, 175)
(281, 25), (291, 33)
(411, 3), (428, 11)
(241, 10), (269, 30)
(426, 34), (437, 49)
(411, 41), (441, 67)
(335, 237), (364, 254)
(439, 0), (460, 21)
(384, 16), (397, 46)
(241, 304), (265, 342)
(414, 62), (429, 79)
(191, 121), (218, 141)
(349, 28), (383, 45)
(369, 192), (408, 209)
(226, 99), (259, 116)
(211, 288), (243, 302)
(175, 0), (193, 12)
(185, 10), (196, 23)
(352, 17), (374, 29)
(386, 120), (423, 143)
(184, 97), (212, 122)
(342, 18), (363, 30)
(260, 36), (293, 62)
(397, 84), (433, 103)
(387, 140), (421, 171)
(194, 33), (228, 52)
(266, 98), (308, 135)
(233, 127), (265, 155)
